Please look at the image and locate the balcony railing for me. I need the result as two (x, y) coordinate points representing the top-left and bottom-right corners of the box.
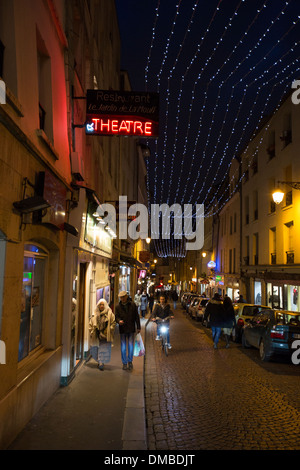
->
(243, 256), (249, 265)
(286, 251), (294, 264)
(271, 252), (276, 265)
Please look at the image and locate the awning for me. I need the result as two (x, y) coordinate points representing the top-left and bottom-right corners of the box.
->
(120, 252), (144, 269)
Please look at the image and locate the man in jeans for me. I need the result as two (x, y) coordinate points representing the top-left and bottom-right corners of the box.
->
(115, 291), (141, 370)
(204, 292), (225, 349)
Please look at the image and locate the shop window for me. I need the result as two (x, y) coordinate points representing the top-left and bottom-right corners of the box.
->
(254, 281), (262, 304)
(267, 130), (276, 159)
(37, 29), (53, 142)
(18, 244), (47, 362)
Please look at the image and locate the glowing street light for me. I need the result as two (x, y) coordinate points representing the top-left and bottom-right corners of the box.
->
(272, 190), (285, 205)
(272, 181), (300, 205)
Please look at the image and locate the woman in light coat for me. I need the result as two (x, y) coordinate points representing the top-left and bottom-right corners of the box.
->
(89, 298), (116, 370)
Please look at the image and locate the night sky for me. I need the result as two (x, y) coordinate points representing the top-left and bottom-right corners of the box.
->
(115, 0), (299, 256)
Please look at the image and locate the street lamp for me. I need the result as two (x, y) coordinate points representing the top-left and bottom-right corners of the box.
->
(272, 181), (300, 204)
(146, 237), (151, 244)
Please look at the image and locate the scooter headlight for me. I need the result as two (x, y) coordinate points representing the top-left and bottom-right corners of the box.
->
(160, 326), (168, 334)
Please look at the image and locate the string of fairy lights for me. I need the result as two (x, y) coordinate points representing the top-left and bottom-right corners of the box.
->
(141, 0), (300, 258)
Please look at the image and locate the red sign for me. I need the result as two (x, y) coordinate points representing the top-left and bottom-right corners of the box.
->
(86, 90), (159, 137)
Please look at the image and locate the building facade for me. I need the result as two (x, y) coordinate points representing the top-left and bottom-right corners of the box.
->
(0, 0), (149, 449)
(240, 92), (300, 309)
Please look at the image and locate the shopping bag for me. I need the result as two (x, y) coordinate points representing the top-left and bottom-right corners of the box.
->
(133, 333), (145, 357)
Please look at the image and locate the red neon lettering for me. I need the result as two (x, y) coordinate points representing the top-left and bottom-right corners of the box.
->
(111, 120), (119, 132)
(101, 119), (110, 132)
(134, 121), (143, 134)
(90, 118), (154, 136)
(145, 122), (152, 135)
(119, 120), (129, 132)
(92, 118), (100, 131)
(126, 121), (134, 133)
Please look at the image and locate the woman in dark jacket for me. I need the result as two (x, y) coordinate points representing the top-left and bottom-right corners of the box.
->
(222, 296), (236, 348)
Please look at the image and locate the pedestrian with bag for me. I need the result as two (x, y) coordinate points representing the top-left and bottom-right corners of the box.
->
(204, 292), (225, 349)
(115, 290), (141, 370)
(89, 298), (116, 370)
(222, 296), (236, 348)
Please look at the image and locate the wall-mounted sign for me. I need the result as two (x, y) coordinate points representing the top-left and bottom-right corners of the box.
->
(86, 90), (159, 137)
(139, 251), (150, 263)
(207, 260), (216, 269)
(37, 171), (67, 228)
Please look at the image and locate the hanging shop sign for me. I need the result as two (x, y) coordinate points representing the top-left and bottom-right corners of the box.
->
(85, 90), (159, 137)
(215, 275), (224, 285)
(207, 260), (216, 269)
(36, 170), (67, 228)
(139, 251), (151, 263)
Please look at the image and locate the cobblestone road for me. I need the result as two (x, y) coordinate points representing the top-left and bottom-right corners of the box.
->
(144, 306), (300, 451)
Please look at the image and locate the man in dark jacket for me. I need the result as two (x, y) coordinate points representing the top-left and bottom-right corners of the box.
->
(204, 292), (225, 349)
(151, 294), (174, 349)
(115, 290), (141, 370)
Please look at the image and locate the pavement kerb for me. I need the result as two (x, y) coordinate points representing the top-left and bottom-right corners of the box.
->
(122, 317), (148, 450)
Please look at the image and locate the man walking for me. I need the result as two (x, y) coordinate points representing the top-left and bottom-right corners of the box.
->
(204, 292), (225, 349)
(115, 290), (141, 370)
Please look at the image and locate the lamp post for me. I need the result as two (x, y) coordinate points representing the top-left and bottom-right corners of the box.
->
(272, 181), (300, 205)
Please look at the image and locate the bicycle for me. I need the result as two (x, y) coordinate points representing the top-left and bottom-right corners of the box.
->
(154, 316), (172, 356)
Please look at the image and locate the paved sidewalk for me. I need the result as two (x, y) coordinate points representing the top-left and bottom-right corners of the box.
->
(7, 320), (147, 451)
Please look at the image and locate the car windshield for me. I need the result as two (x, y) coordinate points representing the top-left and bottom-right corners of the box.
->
(201, 299), (209, 306)
(241, 306), (261, 316)
(276, 312), (300, 326)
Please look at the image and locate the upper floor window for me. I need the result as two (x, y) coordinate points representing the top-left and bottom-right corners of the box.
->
(37, 29), (53, 142)
(280, 114), (292, 148)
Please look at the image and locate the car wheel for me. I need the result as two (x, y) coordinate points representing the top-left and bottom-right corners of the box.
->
(259, 340), (272, 362)
(242, 332), (251, 348)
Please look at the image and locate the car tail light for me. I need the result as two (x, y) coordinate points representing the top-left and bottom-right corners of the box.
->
(270, 329), (284, 339)
(237, 318), (244, 326)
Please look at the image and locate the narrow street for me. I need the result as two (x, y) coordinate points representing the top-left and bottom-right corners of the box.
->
(144, 305), (300, 451)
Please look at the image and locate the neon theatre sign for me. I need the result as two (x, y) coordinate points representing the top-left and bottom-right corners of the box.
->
(86, 90), (159, 137)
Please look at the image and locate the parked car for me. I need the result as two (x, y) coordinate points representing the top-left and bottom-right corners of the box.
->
(233, 303), (271, 342)
(188, 296), (202, 318)
(185, 294), (199, 313)
(181, 293), (191, 309)
(242, 309), (300, 362)
(193, 298), (210, 322)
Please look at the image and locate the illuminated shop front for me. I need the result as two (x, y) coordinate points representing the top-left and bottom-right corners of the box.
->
(266, 282), (300, 311)
(62, 189), (113, 384)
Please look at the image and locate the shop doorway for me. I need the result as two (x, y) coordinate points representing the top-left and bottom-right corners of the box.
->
(76, 263), (87, 365)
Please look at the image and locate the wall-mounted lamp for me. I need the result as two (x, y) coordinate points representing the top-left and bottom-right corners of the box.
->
(272, 181), (300, 204)
(13, 196), (51, 214)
